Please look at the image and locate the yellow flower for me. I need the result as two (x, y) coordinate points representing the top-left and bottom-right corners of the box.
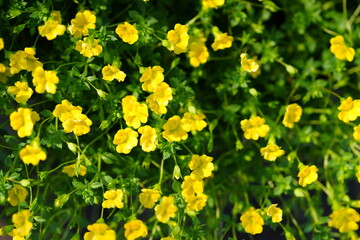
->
(7, 185), (28, 206)
(189, 155), (214, 180)
(240, 116), (270, 140)
(267, 204), (283, 223)
(260, 144), (285, 161)
(115, 22), (139, 45)
(181, 175), (204, 201)
(84, 223), (116, 240)
(298, 165), (318, 187)
(0, 63), (12, 83)
(38, 19), (66, 40)
(353, 125), (360, 143)
(202, 0), (225, 8)
(161, 237), (176, 240)
(9, 47), (43, 74)
(19, 143), (47, 165)
(11, 210), (33, 238)
(140, 66), (165, 92)
(122, 95), (148, 129)
(181, 112), (207, 132)
(7, 81), (33, 103)
(138, 125), (158, 152)
(240, 208), (264, 235)
(113, 128), (139, 154)
(0, 38), (4, 50)
(102, 64), (126, 82)
(240, 53), (259, 72)
(124, 219), (148, 240)
(162, 115), (188, 142)
(188, 35), (209, 67)
(61, 111), (92, 136)
(338, 97), (360, 123)
(75, 37), (103, 58)
(139, 188), (161, 208)
(328, 207), (360, 233)
(62, 164), (87, 177)
(53, 100), (82, 120)
(146, 82), (173, 115)
(32, 67), (59, 94)
(69, 10), (96, 38)
(356, 168), (360, 183)
(282, 103), (302, 128)
(330, 35), (355, 62)
(102, 189), (124, 208)
(186, 193), (208, 212)
(155, 196), (178, 223)
(167, 24), (189, 54)
(211, 32), (233, 51)
(10, 108), (40, 138)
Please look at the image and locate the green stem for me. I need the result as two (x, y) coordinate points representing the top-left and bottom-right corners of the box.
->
(158, 156), (165, 193)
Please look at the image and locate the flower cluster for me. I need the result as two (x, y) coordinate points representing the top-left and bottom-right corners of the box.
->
(53, 100), (93, 136)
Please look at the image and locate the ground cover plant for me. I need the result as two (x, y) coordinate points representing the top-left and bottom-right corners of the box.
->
(0, 0), (360, 239)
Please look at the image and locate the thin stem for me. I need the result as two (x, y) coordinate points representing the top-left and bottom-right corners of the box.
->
(321, 87), (342, 99)
(158, 156), (165, 193)
(347, 4), (360, 30)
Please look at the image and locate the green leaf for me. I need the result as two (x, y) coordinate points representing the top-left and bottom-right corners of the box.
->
(90, 182), (103, 189)
(72, 181), (85, 189)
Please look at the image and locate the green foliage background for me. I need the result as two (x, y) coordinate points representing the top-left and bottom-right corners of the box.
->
(0, 0), (360, 239)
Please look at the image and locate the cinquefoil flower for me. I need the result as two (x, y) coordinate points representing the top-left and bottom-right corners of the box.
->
(69, 10), (96, 38)
(189, 155), (214, 180)
(113, 128), (139, 154)
(75, 37), (103, 58)
(162, 115), (188, 142)
(115, 22), (139, 45)
(122, 95), (148, 129)
(139, 66), (164, 92)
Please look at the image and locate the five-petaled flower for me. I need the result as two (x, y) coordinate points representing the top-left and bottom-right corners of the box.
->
(113, 128), (139, 154)
(115, 22), (139, 45)
(240, 116), (270, 140)
(240, 207), (264, 235)
(69, 10), (96, 38)
(188, 155), (214, 180)
(102, 189), (124, 208)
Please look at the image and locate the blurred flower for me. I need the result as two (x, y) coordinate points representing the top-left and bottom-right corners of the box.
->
(283, 103), (302, 128)
(102, 189), (124, 208)
(38, 12), (66, 40)
(62, 164), (87, 177)
(140, 66), (164, 92)
(0, 38), (3, 50)
(155, 196), (178, 223)
(20, 143), (47, 165)
(330, 35), (355, 62)
(69, 10), (96, 38)
(139, 188), (161, 208)
(162, 115), (188, 142)
(211, 32), (233, 51)
(161, 237), (176, 240)
(10, 108), (40, 138)
(181, 112), (207, 132)
(115, 22), (139, 44)
(7, 185), (28, 206)
(189, 155), (214, 180)
(354, 126), (360, 142)
(75, 37), (103, 58)
(267, 204), (283, 223)
(122, 95), (148, 129)
(10, 210), (33, 239)
(9, 47), (43, 74)
(240, 116), (270, 140)
(240, 53), (259, 72)
(113, 128), (139, 154)
(84, 223), (115, 240)
(138, 125), (158, 152)
(124, 219), (148, 240)
(188, 35), (209, 67)
(260, 144), (285, 161)
(240, 208), (264, 235)
(7, 81), (33, 103)
(102, 64), (126, 82)
(167, 24), (189, 54)
(0, 63), (12, 83)
(328, 207), (360, 233)
(202, 0), (225, 8)
(356, 168), (360, 183)
(181, 175), (204, 201)
(186, 193), (208, 211)
(32, 67), (59, 94)
(338, 97), (360, 123)
(298, 165), (318, 187)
